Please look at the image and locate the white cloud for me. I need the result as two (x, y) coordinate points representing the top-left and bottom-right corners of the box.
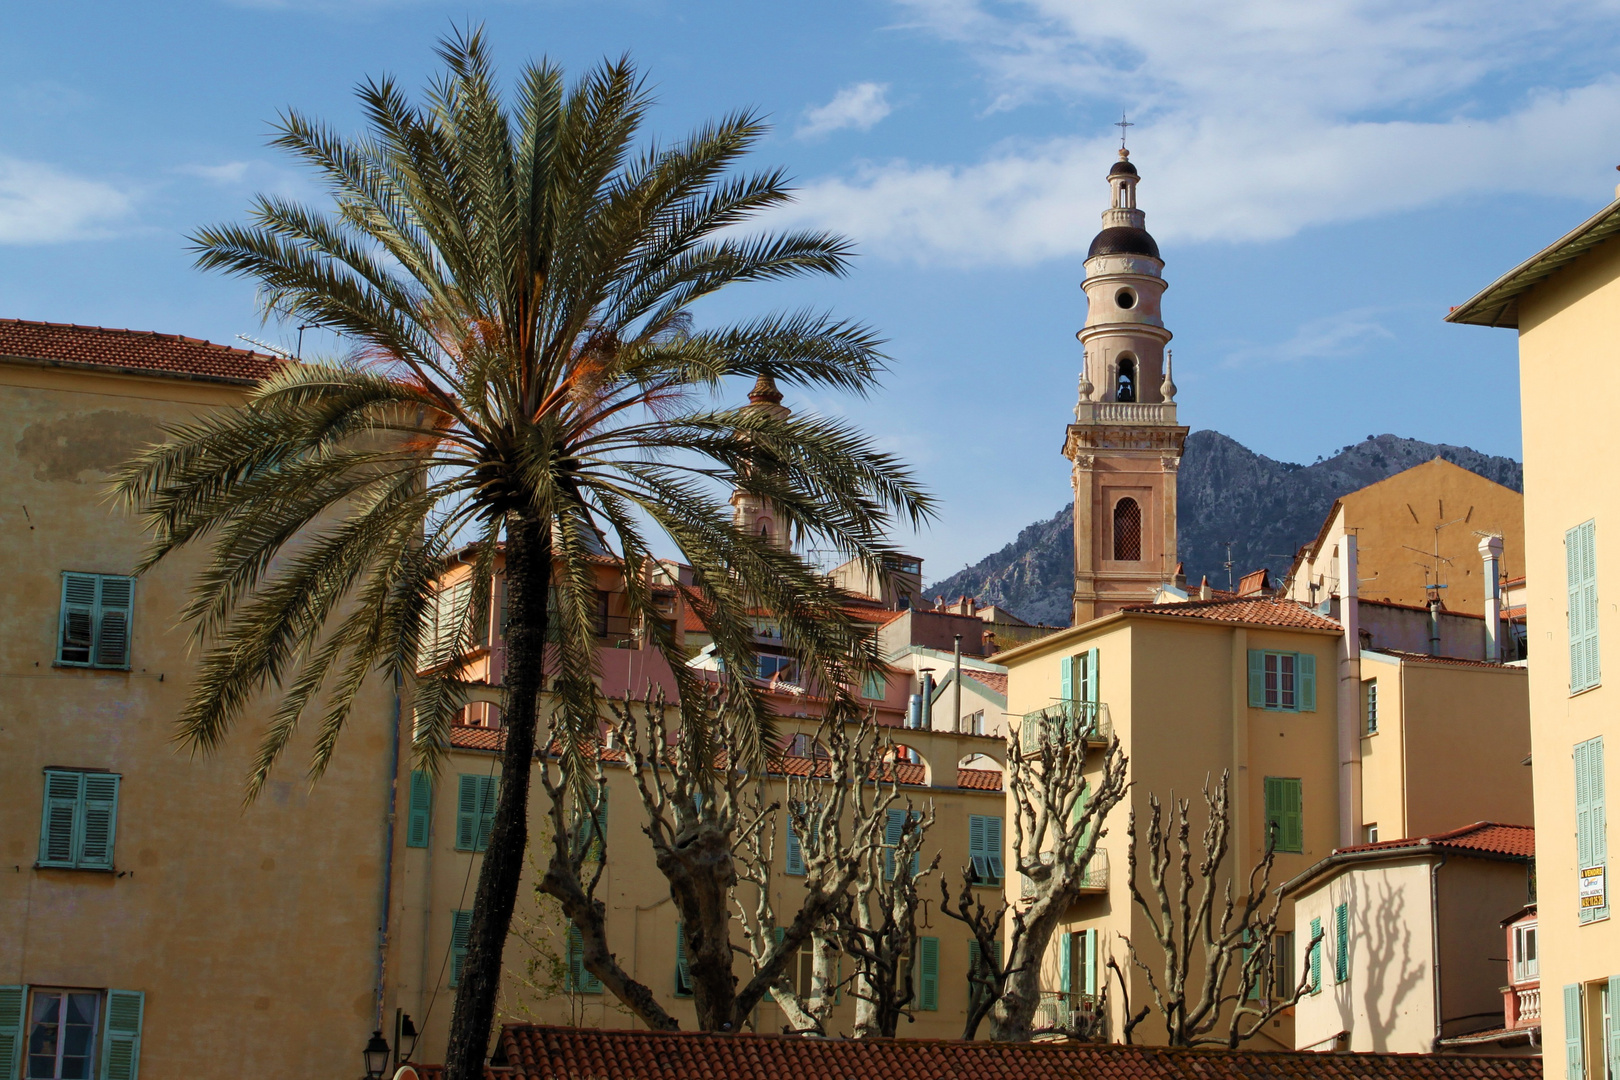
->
(797, 82), (894, 139)
(778, 0), (1620, 263)
(1220, 308), (1395, 369)
(0, 158), (134, 244)
(177, 161), (251, 184)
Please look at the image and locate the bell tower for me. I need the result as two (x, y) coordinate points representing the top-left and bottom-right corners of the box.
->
(731, 371), (793, 552)
(1065, 148), (1189, 624)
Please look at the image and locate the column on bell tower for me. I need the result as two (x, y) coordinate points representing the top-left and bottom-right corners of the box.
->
(1065, 149), (1189, 624)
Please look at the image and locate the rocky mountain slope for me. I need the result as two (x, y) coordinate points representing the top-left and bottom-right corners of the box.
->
(924, 432), (1523, 627)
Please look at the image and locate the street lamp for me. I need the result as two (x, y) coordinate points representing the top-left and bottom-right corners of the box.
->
(363, 1031), (391, 1079)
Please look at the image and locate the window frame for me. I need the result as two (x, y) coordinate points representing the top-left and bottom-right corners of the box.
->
(56, 573), (135, 671)
(37, 770), (120, 872)
(1364, 679), (1379, 735)
(1514, 923), (1538, 983)
(1248, 650), (1316, 712)
(968, 814), (1004, 886)
(24, 987), (101, 1080)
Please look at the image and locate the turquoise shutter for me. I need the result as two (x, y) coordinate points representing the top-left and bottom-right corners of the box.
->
(1333, 903), (1348, 982)
(1308, 917), (1322, 993)
(986, 815), (1003, 882)
(449, 910), (472, 986)
(101, 989), (144, 1080)
(1083, 928), (1099, 995)
(1567, 983), (1586, 1080)
(1578, 737), (1608, 922)
(1059, 654), (1074, 701)
(1248, 650), (1265, 707)
(1059, 932), (1073, 996)
(969, 814), (986, 881)
(60, 573), (98, 665)
(918, 937), (939, 1010)
(1083, 648), (1101, 704)
(456, 775), (479, 850)
(785, 825), (805, 876)
(884, 808), (906, 880)
(675, 922), (691, 996)
(40, 770), (82, 867)
(0, 986), (22, 1080)
(763, 927), (786, 1002)
(78, 774), (119, 871)
(94, 576), (134, 669)
(476, 776), (498, 851)
(1569, 522), (1601, 692)
(407, 771), (431, 848)
(1297, 653), (1316, 712)
(1610, 976), (1620, 1079)
(567, 927), (602, 993)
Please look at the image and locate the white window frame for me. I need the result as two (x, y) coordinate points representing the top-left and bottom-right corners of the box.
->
(25, 987), (100, 1080)
(1365, 680), (1379, 735)
(1514, 923), (1538, 982)
(1265, 652), (1297, 710)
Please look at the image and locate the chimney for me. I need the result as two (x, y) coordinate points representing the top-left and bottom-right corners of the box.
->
(1480, 534), (1504, 662)
(1337, 535), (1362, 850)
(1199, 576), (1212, 601)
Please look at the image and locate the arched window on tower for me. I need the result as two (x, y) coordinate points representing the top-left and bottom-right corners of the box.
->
(1116, 357), (1137, 403)
(1113, 498), (1142, 561)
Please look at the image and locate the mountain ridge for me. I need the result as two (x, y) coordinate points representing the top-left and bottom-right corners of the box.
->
(923, 431), (1523, 627)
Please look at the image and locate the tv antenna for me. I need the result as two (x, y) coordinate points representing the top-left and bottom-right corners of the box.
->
(1221, 539), (1236, 592)
(236, 334), (295, 360)
(1403, 514), (1467, 599)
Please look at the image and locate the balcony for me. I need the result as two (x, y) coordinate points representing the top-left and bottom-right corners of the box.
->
(1036, 991), (1108, 1038)
(1504, 983), (1540, 1028)
(1020, 700), (1112, 747)
(1074, 400), (1178, 426)
(1078, 848), (1109, 892)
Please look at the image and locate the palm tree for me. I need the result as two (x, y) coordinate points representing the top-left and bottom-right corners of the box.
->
(118, 30), (930, 1080)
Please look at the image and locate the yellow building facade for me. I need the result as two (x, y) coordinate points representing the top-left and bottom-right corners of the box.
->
(0, 322), (401, 1080)
(1449, 196), (1620, 1077)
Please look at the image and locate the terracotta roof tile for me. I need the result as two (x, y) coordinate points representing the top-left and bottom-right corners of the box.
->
(0, 318), (282, 383)
(450, 724), (505, 752)
(1371, 648), (1524, 671)
(1123, 596), (1342, 632)
(956, 767), (1004, 791)
(435, 1024), (1543, 1080)
(962, 670), (1008, 696)
(1336, 821), (1534, 859)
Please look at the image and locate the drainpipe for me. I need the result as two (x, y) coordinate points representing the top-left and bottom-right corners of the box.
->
(952, 635), (963, 733)
(1337, 536), (1362, 849)
(1430, 851), (1450, 1052)
(1479, 535), (1503, 662)
(1427, 599), (1442, 657)
(375, 672), (403, 1027)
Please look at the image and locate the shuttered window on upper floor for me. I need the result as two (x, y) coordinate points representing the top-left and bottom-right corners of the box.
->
(456, 774), (498, 852)
(38, 770), (120, 871)
(57, 573), (134, 670)
(1263, 777), (1303, 854)
(1568, 520), (1601, 694)
(1576, 736), (1608, 924)
(1248, 650), (1316, 712)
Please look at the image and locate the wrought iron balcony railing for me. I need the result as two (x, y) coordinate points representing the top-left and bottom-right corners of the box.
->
(1020, 700), (1112, 748)
(1036, 990), (1108, 1039)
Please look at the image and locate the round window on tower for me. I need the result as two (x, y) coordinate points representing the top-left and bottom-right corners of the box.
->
(1116, 289), (1136, 310)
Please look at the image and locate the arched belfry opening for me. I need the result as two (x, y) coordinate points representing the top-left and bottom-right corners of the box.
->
(1115, 356), (1137, 403)
(1113, 498), (1142, 561)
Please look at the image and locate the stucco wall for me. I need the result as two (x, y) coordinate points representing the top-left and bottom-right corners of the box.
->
(1401, 663), (1532, 837)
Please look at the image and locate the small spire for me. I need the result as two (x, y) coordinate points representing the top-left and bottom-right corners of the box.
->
(748, 369), (783, 406)
(1160, 349), (1177, 403)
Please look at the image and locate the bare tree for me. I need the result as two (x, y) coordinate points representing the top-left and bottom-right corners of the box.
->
(975, 709), (1130, 1041)
(842, 801), (938, 1037)
(733, 713), (902, 1034)
(614, 692), (883, 1031)
(1116, 771), (1324, 1047)
(939, 871), (1014, 1039)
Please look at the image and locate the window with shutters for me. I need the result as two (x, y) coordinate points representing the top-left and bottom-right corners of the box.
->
(967, 939), (1003, 1010)
(1333, 903), (1349, 983)
(1262, 777), (1304, 854)
(1247, 650), (1316, 712)
(916, 936), (940, 1011)
(56, 573), (135, 670)
(883, 808), (923, 880)
(1271, 931), (1294, 1001)
(674, 923), (693, 997)
(1576, 736), (1608, 923)
(455, 774), (498, 852)
(565, 927), (604, 993)
(968, 815), (1004, 886)
(784, 812), (805, 876)
(572, 783), (607, 862)
(1568, 520), (1601, 693)
(449, 910), (472, 986)
(861, 669), (886, 700)
(37, 770), (119, 871)
(407, 771), (432, 848)
(1307, 917), (1323, 994)
(24, 988), (99, 1080)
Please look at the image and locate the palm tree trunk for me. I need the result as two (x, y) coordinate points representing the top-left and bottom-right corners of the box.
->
(444, 513), (549, 1080)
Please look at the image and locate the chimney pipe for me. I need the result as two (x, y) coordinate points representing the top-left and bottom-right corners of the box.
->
(1480, 534), (1504, 662)
(1337, 535), (1362, 849)
(952, 634), (963, 733)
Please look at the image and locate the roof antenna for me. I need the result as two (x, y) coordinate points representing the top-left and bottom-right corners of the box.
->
(1221, 539), (1236, 593)
(236, 334), (295, 359)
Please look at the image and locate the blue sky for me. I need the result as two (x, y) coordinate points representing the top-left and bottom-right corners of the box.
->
(4, 1), (1618, 580)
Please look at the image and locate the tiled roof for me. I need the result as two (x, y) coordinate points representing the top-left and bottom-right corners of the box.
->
(0, 318), (282, 384)
(956, 767), (1003, 791)
(1371, 648), (1524, 671)
(451, 724), (506, 752)
(963, 669), (1009, 696)
(843, 605), (906, 626)
(449, 1024), (1543, 1080)
(1336, 821), (1534, 859)
(1124, 596), (1342, 632)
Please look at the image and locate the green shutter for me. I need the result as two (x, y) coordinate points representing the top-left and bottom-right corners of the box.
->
(0, 986), (22, 1080)
(78, 774), (119, 871)
(1263, 777), (1304, 854)
(567, 927), (602, 993)
(1333, 903), (1348, 983)
(407, 771), (431, 848)
(1248, 650), (1266, 707)
(1569, 521), (1601, 693)
(1083, 928), (1099, 996)
(1308, 917), (1322, 993)
(59, 573), (98, 665)
(675, 922), (691, 997)
(450, 910), (472, 987)
(1085, 647), (1101, 704)
(94, 576), (134, 669)
(1567, 983), (1586, 1080)
(101, 989), (144, 1080)
(476, 776), (498, 852)
(1297, 653), (1316, 712)
(1059, 654), (1074, 701)
(1578, 737), (1608, 923)
(456, 774), (498, 852)
(40, 770), (82, 868)
(968, 815), (1003, 884)
(1059, 932), (1073, 996)
(1609, 976), (1620, 1080)
(763, 927), (785, 1003)
(785, 825), (804, 876)
(918, 937), (939, 1011)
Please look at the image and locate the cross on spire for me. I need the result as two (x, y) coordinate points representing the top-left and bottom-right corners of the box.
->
(1115, 111), (1134, 151)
